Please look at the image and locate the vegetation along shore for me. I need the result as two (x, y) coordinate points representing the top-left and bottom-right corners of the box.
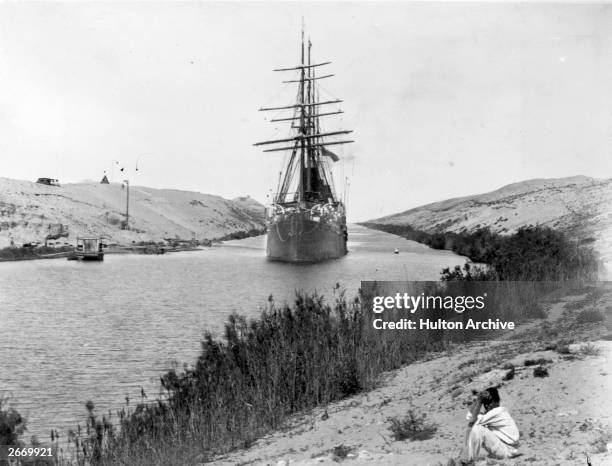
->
(2, 224), (608, 465)
(0, 229), (265, 262)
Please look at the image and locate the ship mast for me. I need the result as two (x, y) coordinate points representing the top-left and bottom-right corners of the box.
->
(254, 29), (354, 206)
(299, 27), (306, 205)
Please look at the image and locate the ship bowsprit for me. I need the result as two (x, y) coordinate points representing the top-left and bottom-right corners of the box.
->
(267, 210), (348, 262)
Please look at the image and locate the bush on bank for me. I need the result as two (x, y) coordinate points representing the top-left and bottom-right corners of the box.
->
(0, 245), (73, 261)
(73, 289), (457, 465)
(362, 224), (600, 281)
(85, 288), (565, 463)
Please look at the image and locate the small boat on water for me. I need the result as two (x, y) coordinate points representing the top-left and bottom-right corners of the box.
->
(69, 237), (105, 261)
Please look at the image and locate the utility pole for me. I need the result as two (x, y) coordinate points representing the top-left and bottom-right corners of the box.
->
(124, 179), (130, 230)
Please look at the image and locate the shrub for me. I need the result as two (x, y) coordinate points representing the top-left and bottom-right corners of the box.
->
(331, 444), (355, 460)
(0, 245), (73, 260)
(388, 410), (437, 441)
(524, 358), (552, 367)
(533, 366), (549, 378)
(555, 344), (571, 354)
(575, 309), (605, 325)
(0, 399), (26, 446)
(440, 263), (496, 282)
(362, 223), (600, 282)
(501, 363), (515, 381)
(579, 343), (601, 356)
(551, 338), (574, 354)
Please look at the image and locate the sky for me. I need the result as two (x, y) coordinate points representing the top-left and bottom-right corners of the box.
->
(1, 2), (611, 221)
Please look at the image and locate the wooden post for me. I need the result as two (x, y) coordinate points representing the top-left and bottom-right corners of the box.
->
(124, 179), (130, 230)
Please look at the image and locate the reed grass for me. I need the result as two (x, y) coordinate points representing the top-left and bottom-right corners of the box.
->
(62, 280), (560, 465)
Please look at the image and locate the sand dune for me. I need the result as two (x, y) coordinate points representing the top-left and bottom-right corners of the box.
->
(370, 176), (612, 274)
(0, 178), (265, 248)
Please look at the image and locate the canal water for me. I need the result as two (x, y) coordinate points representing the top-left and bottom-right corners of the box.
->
(0, 225), (465, 441)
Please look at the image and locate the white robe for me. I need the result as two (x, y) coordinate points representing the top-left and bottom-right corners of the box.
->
(466, 406), (520, 460)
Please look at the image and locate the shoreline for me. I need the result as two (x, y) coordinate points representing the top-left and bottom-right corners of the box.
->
(0, 229), (266, 263)
(0, 246), (206, 262)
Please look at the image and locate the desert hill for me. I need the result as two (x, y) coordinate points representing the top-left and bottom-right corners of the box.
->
(369, 176), (612, 270)
(0, 178), (266, 248)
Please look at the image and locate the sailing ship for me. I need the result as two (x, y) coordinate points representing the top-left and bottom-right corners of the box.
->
(255, 32), (353, 262)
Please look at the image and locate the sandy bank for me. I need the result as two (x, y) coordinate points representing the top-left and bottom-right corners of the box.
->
(369, 176), (612, 278)
(0, 177), (265, 249)
(213, 287), (612, 466)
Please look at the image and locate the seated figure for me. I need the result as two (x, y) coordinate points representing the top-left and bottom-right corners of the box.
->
(463, 387), (520, 462)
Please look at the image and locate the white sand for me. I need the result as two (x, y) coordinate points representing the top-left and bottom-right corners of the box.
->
(0, 178), (265, 248)
(372, 176), (612, 275)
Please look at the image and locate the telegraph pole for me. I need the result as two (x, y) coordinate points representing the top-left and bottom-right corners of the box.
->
(124, 179), (130, 230)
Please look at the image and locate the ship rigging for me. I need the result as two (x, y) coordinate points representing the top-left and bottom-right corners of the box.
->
(254, 30), (353, 262)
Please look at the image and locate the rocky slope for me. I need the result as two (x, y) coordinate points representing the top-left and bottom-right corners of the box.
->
(0, 178), (265, 248)
(369, 176), (612, 273)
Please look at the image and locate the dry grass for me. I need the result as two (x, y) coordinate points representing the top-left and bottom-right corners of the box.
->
(579, 342), (602, 356)
(576, 309), (605, 325)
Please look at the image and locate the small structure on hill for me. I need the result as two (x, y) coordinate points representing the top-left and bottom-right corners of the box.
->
(45, 238), (71, 248)
(100, 175), (109, 184)
(36, 178), (60, 187)
(45, 224), (69, 248)
(47, 223), (68, 238)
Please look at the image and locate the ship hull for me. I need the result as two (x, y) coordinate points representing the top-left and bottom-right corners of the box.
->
(267, 212), (347, 263)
